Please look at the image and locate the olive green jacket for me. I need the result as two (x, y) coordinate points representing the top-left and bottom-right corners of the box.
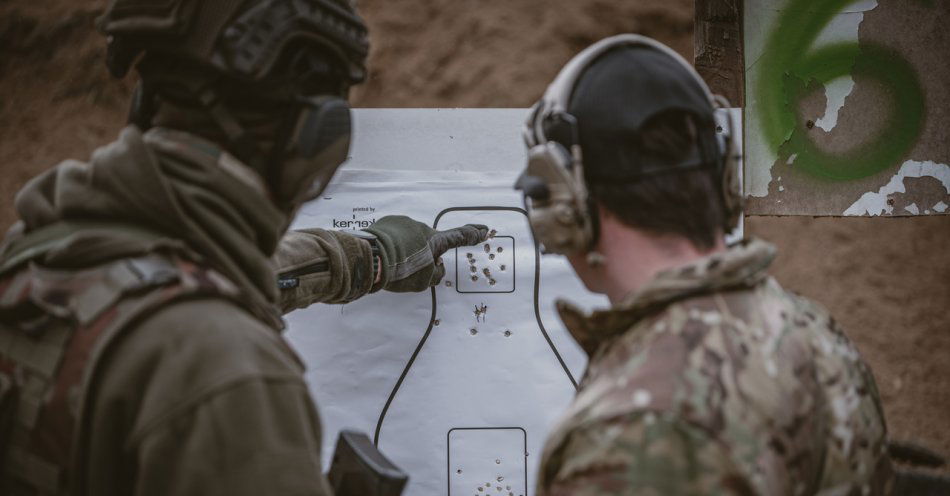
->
(2, 127), (374, 495)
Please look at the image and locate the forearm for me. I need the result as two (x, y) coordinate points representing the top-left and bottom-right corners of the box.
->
(272, 228), (376, 312)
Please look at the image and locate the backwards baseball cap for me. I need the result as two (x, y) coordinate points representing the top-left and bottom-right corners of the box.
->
(567, 45), (719, 183)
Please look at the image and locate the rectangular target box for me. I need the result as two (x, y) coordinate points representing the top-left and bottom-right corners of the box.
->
(447, 427), (527, 496)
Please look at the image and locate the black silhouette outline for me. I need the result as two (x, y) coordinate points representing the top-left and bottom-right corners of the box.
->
(373, 206), (578, 449)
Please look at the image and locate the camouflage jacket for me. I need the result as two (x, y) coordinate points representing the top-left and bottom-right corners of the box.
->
(539, 238), (892, 496)
(0, 127), (376, 495)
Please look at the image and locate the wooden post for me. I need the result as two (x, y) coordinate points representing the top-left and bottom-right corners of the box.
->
(694, 0), (744, 106)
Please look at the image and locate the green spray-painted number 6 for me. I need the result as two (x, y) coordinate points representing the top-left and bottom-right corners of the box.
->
(756, 0), (925, 181)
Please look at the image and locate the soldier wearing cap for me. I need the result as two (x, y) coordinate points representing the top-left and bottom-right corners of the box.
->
(517, 35), (892, 495)
(0, 1), (485, 494)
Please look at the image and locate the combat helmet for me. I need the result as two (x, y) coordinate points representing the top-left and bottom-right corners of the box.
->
(97, 0), (370, 206)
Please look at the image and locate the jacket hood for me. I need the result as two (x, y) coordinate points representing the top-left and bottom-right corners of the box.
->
(7, 126), (287, 321)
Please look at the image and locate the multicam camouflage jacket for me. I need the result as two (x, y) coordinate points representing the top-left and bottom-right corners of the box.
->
(539, 238), (892, 496)
(0, 127), (376, 495)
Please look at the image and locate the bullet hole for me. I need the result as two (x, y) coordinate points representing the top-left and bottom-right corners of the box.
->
(507, 486), (511, 490)
(470, 265), (477, 273)
(489, 279), (497, 286)
(886, 197), (895, 206)
(483, 268), (491, 276)
(474, 303), (487, 322)
(716, 125), (723, 133)
(806, 119), (815, 129)
(470, 328), (478, 336)
(489, 254), (496, 260)
(445, 280), (453, 287)
(504, 329), (511, 337)
(457, 469), (462, 474)
(495, 459), (501, 464)
(496, 246), (503, 253)
(499, 264), (506, 271)
(469, 258), (477, 265)
(497, 476), (504, 482)
(471, 275), (479, 282)
(466, 253), (474, 259)
(477, 488), (483, 493)
(434, 319), (441, 326)
(484, 244), (491, 253)
(488, 229), (498, 238)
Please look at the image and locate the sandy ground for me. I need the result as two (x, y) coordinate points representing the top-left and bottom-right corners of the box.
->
(1, 0), (947, 468)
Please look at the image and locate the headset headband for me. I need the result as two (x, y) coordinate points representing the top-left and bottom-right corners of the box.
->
(527, 34), (717, 147)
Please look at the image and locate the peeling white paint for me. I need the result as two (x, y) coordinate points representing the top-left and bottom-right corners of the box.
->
(934, 201), (948, 213)
(814, 1), (878, 47)
(842, 160), (950, 216)
(904, 203), (920, 215)
(815, 76), (856, 132)
(745, 0), (877, 199)
(811, 1), (873, 132)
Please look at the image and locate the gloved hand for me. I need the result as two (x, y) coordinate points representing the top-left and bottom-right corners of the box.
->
(363, 215), (489, 293)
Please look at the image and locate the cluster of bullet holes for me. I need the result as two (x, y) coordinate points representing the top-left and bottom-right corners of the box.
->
(455, 235), (514, 293)
(455, 468), (520, 496)
(432, 316), (511, 339)
(465, 326), (513, 338)
(465, 243), (505, 286)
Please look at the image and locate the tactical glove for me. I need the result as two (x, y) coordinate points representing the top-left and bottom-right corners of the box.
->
(363, 215), (488, 293)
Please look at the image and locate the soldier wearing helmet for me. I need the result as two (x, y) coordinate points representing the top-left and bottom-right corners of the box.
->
(517, 35), (892, 495)
(0, 1), (485, 494)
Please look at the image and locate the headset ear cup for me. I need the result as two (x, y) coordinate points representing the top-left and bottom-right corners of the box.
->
(520, 142), (594, 255)
(296, 98), (352, 159)
(277, 97), (353, 204)
(711, 96), (743, 232)
(719, 134), (743, 232)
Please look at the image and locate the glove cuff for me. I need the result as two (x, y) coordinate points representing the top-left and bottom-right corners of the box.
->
(351, 230), (384, 292)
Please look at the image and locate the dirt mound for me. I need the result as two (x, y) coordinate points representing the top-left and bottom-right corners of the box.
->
(352, 0), (693, 107)
(1, 0), (947, 467)
(0, 1), (132, 224)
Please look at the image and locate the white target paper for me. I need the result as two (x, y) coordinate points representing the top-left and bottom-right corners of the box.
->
(286, 169), (605, 496)
(283, 109), (741, 496)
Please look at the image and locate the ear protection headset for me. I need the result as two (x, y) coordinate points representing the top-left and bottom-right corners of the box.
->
(517, 34), (742, 257)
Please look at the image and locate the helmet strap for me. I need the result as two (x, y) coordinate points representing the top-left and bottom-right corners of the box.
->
(196, 87), (267, 171)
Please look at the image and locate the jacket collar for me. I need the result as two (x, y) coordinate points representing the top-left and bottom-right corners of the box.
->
(557, 237), (777, 356)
